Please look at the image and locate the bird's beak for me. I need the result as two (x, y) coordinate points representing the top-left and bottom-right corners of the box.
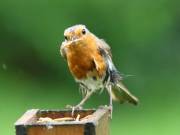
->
(71, 36), (82, 45)
(72, 36), (78, 41)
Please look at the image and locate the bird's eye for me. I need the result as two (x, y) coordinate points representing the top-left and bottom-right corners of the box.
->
(64, 36), (68, 40)
(82, 29), (86, 35)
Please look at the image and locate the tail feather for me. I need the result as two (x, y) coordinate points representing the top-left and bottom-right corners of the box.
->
(111, 81), (138, 105)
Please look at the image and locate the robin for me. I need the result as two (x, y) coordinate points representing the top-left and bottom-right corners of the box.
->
(60, 24), (138, 114)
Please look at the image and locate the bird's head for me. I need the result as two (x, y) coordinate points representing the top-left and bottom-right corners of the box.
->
(63, 24), (90, 44)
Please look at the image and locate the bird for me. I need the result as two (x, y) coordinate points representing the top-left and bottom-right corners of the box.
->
(60, 24), (138, 115)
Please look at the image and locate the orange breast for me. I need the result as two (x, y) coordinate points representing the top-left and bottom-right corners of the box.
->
(65, 37), (106, 79)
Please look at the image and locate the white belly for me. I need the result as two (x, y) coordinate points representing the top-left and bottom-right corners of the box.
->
(76, 77), (104, 91)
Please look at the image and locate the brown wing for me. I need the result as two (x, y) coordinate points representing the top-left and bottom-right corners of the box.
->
(97, 39), (139, 105)
(98, 39), (112, 58)
(92, 55), (106, 78)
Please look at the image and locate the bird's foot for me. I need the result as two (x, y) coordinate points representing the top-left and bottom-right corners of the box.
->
(66, 104), (83, 116)
(108, 105), (113, 119)
(98, 105), (113, 119)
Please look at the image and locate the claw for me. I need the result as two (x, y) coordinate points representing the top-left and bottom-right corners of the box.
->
(71, 105), (82, 116)
(65, 104), (82, 116)
(108, 105), (113, 119)
(98, 105), (113, 118)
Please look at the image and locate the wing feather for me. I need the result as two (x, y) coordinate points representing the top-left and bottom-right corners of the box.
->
(98, 39), (112, 58)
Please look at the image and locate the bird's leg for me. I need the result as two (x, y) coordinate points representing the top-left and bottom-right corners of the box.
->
(76, 90), (94, 108)
(67, 90), (94, 116)
(107, 84), (113, 118)
(105, 77), (113, 118)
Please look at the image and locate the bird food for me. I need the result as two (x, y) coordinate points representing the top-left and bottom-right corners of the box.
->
(37, 114), (93, 124)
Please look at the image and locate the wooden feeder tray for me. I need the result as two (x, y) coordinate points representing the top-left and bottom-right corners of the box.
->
(15, 106), (110, 135)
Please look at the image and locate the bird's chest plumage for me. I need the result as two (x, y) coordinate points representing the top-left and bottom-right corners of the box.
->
(66, 44), (95, 79)
(65, 39), (106, 81)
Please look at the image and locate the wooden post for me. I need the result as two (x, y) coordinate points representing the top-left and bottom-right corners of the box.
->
(15, 106), (110, 135)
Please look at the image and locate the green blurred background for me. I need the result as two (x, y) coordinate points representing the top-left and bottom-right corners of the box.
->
(0, 0), (180, 135)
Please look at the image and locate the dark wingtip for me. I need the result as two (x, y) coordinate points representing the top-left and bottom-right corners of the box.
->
(129, 97), (139, 106)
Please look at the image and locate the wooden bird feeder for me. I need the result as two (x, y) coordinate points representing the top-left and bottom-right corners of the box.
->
(15, 106), (110, 135)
